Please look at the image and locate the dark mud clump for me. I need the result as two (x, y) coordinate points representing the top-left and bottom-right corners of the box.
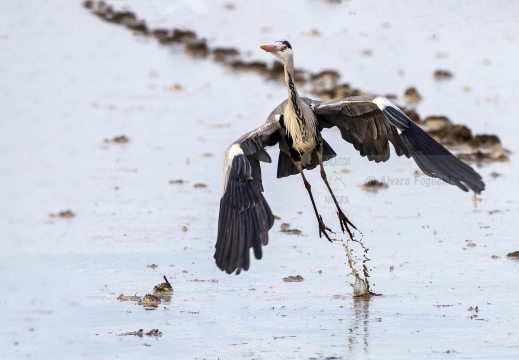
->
(403, 86), (422, 103)
(89, 2), (147, 34)
(309, 70), (340, 92)
(119, 329), (144, 337)
(171, 29), (197, 43)
(421, 116), (509, 162)
(146, 329), (163, 337)
(118, 275), (173, 306)
(279, 223), (302, 235)
(227, 60), (268, 73)
(457, 150), (509, 163)
(152, 28), (197, 44)
(311, 82), (363, 102)
(212, 47), (240, 62)
(118, 329), (162, 337)
(117, 294), (140, 301)
(423, 115), (451, 130)
(184, 39), (209, 57)
(283, 275), (304, 282)
(263, 62), (285, 81)
(434, 69), (454, 80)
(468, 134), (501, 148)
(151, 29), (168, 42)
(50, 210), (76, 218)
(307, 70), (364, 101)
(361, 179), (388, 192)
(506, 251), (519, 259)
(427, 123), (472, 147)
(104, 135), (130, 143)
(153, 275), (173, 294)
(123, 19), (147, 34)
(139, 294), (161, 306)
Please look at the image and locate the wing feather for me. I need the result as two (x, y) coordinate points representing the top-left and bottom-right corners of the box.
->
(383, 106), (485, 192)
(306, 95), (484, 193)
(215, 108), (282, 275)
(306, 96), (410, 163)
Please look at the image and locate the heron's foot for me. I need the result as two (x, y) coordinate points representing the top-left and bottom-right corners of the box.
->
(338, 209), (357, 239)
(318, 215), (334, 243)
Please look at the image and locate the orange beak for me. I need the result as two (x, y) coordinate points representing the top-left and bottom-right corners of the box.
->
(260, 44), (279, 53)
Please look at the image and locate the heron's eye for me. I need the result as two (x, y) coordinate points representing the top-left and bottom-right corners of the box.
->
(283, 45), (288, 51)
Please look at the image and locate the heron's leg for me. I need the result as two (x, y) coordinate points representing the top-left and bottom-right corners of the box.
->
(318, 147), (357, 239)
(317, 138), (357, 239)
(300, 170), (334, 242)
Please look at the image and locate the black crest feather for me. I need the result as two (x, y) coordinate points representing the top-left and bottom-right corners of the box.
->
(279, 40), (292, 49)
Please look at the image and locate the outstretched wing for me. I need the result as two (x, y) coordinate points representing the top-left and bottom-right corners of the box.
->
(303, 95), (409, 163)
(215, 102), (285, 275)
(306, 95), (485, 193)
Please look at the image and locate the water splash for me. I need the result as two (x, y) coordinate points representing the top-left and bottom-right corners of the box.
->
(336, 231), (377, 297)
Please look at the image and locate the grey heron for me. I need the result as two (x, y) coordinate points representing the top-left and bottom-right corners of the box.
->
(215, 40), (485, 275)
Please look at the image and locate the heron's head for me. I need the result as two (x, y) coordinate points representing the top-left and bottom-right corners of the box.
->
(260, 40), (293, 63)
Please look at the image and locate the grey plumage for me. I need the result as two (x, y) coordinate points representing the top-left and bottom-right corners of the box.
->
(308, 96), (409, 163)
(312, 95), (484, 192)
(215, 108), (281, 274)
(214, 42), (485, 275)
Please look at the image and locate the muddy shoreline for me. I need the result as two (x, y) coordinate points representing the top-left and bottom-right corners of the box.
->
(85, 0), (509, 166)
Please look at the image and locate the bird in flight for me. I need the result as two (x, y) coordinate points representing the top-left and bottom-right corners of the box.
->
(214, 40), (484, 275)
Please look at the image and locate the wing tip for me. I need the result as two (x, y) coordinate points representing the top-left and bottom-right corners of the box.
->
(215, 184), (274, 275)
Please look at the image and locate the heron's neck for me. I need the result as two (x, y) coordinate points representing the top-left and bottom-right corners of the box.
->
(283, 60), (298, 101)
(283, 61), (304, 126)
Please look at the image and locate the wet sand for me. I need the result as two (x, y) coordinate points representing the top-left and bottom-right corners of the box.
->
(1, 1), (518, 359)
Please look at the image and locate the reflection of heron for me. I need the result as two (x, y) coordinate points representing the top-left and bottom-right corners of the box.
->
(215, 40), (485, 274)
(348, 297), (371, 352)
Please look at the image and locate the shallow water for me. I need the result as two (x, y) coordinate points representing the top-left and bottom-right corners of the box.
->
(1, 0), (518, 359)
